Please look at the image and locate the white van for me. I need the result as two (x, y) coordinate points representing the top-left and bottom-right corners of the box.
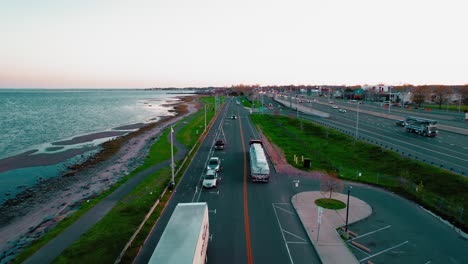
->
(203, 169), (218, 188)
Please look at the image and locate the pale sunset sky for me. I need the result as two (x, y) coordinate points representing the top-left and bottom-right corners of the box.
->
(1, 0), (467, 88)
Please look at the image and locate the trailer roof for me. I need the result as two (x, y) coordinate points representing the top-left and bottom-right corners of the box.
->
(149, 203), (208, 264)
(406, 116), (437, 125)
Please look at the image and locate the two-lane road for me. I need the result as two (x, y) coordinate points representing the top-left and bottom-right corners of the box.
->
(136, 98), (320, 263)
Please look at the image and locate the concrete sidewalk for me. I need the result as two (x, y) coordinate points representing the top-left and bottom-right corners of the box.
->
(292, 191), (372, 264)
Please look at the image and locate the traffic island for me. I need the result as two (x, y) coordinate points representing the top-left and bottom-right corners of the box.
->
(291, 191), (372, 264)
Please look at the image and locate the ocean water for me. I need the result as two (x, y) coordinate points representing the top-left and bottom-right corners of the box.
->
(0, 89), (192, 201)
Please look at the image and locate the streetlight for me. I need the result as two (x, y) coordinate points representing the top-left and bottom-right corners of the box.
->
(388, 86), (391, 113)
(204, 104), (207, 131)
(355, 102), (360, 141)
(345, 186), (352, 233)
(169, 126), (175, 190)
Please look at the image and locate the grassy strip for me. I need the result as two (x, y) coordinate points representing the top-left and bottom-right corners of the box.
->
(418, 103), (468, 112)
(250, 114), (468, 230)
(53, 166), (172, 264)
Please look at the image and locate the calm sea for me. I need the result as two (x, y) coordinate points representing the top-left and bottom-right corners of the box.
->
(0, 89), (192, 201)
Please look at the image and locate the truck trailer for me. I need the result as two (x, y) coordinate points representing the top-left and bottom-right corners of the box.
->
(404, 116), (438, 137)
(149, 203), (209, 264)
(249, 140), (270, 182)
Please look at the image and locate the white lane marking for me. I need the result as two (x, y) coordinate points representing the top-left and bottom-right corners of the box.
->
(272, 203), (294, 264)
(273, 204), (294, 215)
(282, 229), (307, 242)
(193, 108), (226, 203)
(359, 241), (409, 262)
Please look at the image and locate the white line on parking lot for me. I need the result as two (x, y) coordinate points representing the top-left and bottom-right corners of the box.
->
(348, 225), (391, 242)
(359, 241), (409, 262)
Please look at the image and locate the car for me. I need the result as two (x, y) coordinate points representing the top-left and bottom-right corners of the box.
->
(231, 115), (237, 119)
(202, 169), (218, 188)
(214, 140), (225, 150)
(395, 120), (407, 127)
(207, 157), (221, 172)
(338, 108), (347, 113)
(332, 105), (338, 109)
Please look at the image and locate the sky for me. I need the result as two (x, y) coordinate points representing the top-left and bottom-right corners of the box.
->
(1, 0), (467, 88)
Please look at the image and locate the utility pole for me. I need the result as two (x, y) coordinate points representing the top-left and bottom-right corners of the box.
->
(169, 126), (175, 189)
(355, 102), (360, 141)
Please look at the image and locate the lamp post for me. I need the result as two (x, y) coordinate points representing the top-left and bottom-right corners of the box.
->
(355, 102), (360, 141)
(204, 104), (207, 131)
(345, 186), (352, 233)
(169, 126), (175, 190)
(388, 86), (391, 113)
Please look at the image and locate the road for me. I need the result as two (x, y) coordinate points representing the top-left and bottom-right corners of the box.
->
(136, 99), (320, 263)
(264, 94), (468, 176)
(136, 97), (468, 263)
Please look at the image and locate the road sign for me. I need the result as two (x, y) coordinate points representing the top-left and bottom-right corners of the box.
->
(318, 206), (323, 224)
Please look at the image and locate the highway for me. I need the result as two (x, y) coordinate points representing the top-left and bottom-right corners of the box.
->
(265, 94), (468, 176)
(135, 97), (468, 263)
(136, 99), (320, 263)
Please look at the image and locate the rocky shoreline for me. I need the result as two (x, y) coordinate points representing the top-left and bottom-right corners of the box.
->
(0, 96), (201, 262)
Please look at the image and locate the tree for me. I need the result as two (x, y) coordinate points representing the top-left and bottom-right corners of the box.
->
(432, 86), (453, 109)
(459, 85), (468, 105)
(320, 175), (344, 199)
(412, 86), (430, 107)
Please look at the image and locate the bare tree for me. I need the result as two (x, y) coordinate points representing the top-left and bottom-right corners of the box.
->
(432, 86), (453, 109)
(412, 86), (430, 107)
(320, 175), (344, 199)
(459, 85), (468, 105)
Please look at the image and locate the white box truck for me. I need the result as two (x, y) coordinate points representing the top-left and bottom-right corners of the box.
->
(249, 140), (270, 182)
(149, 202), (209, 264)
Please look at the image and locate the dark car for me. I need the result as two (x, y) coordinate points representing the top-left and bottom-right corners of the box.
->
(214, 140), (225, 150)
(231, 115), (237, 119)
(395, 120), (407, 127)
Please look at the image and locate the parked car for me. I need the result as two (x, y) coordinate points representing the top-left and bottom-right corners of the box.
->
(214, 140), (225, 150)
(202, 169), (218, 188)
(395, 120), (407, 127)
(332, 105), (338, 109)
(339, 108), (347, 113)
(207, 157), (221, 172)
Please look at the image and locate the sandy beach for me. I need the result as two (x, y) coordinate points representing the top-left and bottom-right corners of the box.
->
(0, 95), (202, 260)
